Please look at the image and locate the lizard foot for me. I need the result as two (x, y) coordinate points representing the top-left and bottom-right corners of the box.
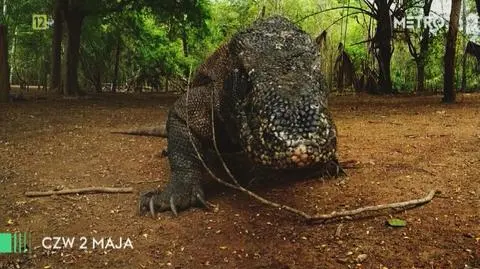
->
(139, 181), (207, 217)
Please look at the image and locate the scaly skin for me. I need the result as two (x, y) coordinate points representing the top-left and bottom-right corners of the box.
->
(139, 16), (341, 216)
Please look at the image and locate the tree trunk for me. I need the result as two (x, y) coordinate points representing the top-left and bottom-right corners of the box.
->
(416, 59), (425, 92)
(165, 76), (169, 92)
(112, 35), (121, 93)
(460, 0), (467, 92)
(374, 0), (393, 94)
(64, 11), (84, 96)
(443, 0), (461, 103)
(0, 24), (10, 102)
(417, 0), (433, 92)
(415, 27), (429, 92)
(50, 0), (63, 93)
(9, 26), (16, 84)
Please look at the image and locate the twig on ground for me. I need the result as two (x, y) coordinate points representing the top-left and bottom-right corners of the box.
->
(25, 187), (134, 197)
(339, 160), (360, 169)
(417, 167), (437, 176)
(335, 223), (344, 237)
(134, 179), (163, 184)
(184, 77), (438, 223)
(307, 190), (438, 223)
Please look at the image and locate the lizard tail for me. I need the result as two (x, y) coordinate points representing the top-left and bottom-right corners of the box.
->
(111, 126), (167, 138)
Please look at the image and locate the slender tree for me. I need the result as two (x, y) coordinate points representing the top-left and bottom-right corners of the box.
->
(374, 0), (393, 94)
(443, 0), (462, 103)
(0, 24), (9, 102)
(0, 0), (9, 102)
(460, 0), (467, 92)
(111, 33), (121, 93)
(63, 0), (85, 95)
(50, 0), (64, 93)
(417, 0), (433, 93)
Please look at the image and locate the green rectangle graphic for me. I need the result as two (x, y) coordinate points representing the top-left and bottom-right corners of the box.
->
(0, 233), (31, 254)
(0, 233), (13, 253)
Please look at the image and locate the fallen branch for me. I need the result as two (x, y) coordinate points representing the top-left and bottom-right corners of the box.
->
(25, 187), (134, 197)
(307, 190), (438, 223)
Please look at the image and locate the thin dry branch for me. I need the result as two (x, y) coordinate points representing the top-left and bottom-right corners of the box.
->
(308, 190), (438, 223)
(133, 179), (163, 184)
(184, 66), (438, 223)
(25, 187), (134, 197)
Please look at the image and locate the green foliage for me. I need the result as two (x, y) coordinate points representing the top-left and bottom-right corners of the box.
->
(391, 42), (416, 92)
(5, 0), (480, 93)
(80, 15), (116, 91)
(4, 0), (51, 86)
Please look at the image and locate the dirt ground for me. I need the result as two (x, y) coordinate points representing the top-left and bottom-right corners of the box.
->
(0, 92), (479, 269)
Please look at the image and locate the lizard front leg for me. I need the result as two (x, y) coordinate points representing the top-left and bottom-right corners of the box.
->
(139, 111), (207, 216)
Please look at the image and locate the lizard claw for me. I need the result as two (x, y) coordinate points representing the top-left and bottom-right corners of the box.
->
(170, 196), (178, 217)
(196, 193), (209, 209)
(139, 180), (206, 216)
(149, 197), (156, 218)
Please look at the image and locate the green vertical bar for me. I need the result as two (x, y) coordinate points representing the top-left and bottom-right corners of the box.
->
(27, 232), (31, 253)
(18, 233), (22, 254)
(23, 232), (26, 253)
(0, 233), (13, 253)
(13, 233), (17, 253)
(25, 232), (30, 253)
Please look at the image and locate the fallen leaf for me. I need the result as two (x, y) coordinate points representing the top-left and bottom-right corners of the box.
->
(387, 218), (407, 227)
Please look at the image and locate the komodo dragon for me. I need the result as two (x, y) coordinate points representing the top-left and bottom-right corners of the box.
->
(133, 16), (341, 216)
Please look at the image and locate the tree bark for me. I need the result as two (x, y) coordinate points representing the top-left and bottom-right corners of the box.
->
(165, 75), (169, 92)
(50, 0), (63, 93)
(415, 28), (429, 93)
(374, 0), (393, 94)
(112, 34), (121, 93)
(443, 0), (461, 103)
(0, 24), (10, 102)
(460, 0), (467, 92)
(417, 0), (433, 93)
(64, 11), (84, 96)
(63, 5), (85, 96)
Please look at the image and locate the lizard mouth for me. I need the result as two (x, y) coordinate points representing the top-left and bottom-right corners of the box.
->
(241, 109), (337, 170)
(289, 143), (316, 167)
(246, 139), (336, 169)
(285, 141), (336, 168)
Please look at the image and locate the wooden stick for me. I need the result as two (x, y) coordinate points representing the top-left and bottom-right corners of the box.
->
(308, 190), (438, 223)
(25, 187), (134, 197)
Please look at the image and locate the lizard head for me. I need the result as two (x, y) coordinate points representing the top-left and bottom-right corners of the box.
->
(227, 16), (338, 169)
